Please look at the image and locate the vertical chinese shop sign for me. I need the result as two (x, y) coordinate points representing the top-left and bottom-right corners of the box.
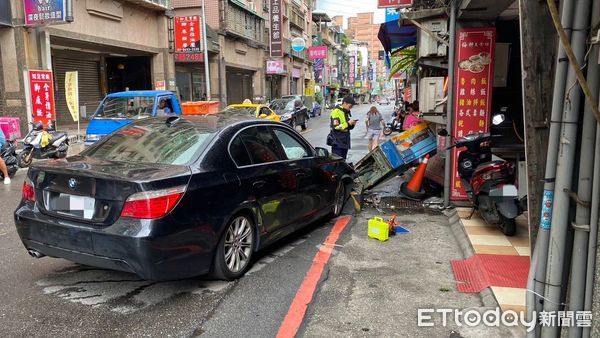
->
(451, 27), (496, 200)
(28, 70), (56, 127)
(348, 55), (355, 85)
(270, 0), (283, 57)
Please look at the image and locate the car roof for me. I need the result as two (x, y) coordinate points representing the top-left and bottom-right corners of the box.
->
(107, 90), (174, 98)
(227, 104), (262, 108)
(129, 112), (278, 134)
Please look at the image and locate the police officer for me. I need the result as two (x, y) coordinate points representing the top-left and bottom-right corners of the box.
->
(329, 95), (357, 159)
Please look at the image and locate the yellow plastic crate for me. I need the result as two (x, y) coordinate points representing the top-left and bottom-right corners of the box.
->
(368, 217), (389, 241)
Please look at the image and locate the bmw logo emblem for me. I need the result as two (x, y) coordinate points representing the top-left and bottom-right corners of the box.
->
(68, 178), (77, 189)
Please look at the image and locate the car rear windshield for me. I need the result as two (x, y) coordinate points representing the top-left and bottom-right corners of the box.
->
(84, 120), (215, 165)
(94, 97), (155, 119)
(225, 107), (255, 116)
(269, 100), (295, 115)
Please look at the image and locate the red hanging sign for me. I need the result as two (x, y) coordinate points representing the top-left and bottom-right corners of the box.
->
(174, 16), (202, 53)
(28, 70), (56, 127)
(451, 27), (496, 200)
(308, 46), (328, 60)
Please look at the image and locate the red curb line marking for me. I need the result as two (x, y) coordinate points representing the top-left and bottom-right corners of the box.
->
(276, 215), (352, 338)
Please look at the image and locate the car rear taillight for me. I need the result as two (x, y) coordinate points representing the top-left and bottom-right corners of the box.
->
(22, 178), (35, 202)
(121, 185), (186, 219)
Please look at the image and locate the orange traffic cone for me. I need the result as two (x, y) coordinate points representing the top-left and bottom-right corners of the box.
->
(400, 154), (430, 200)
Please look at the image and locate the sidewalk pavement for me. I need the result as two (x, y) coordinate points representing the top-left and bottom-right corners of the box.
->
(300, 203), (524, 337)
(456, 208), (530, 314)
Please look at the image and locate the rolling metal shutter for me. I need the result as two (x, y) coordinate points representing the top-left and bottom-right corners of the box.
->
(226, 68), (253, 105)
(52, 56), (102, 125)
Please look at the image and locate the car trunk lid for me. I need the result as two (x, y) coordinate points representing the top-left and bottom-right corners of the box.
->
(29, 156), (191, 225)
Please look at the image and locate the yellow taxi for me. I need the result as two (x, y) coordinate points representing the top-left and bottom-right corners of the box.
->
(224, 104), (280, 122)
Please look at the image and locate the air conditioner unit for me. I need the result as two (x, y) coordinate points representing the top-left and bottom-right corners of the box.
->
(419, 77), (445, 113)
(418, 19), (448, 58)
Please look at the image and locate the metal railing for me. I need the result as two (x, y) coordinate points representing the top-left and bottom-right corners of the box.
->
(225, 2), (265, 44)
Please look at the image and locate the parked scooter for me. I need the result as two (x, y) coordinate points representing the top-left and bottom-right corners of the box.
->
(310, 102), (322, 117)
(0, 137), (19, 180)
(446, 114), (526, 236)
(383, 109), (405, 135)
(18, 121), (69, 168)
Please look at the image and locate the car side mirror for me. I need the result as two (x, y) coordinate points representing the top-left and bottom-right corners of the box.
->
(315, 147), (329, 158)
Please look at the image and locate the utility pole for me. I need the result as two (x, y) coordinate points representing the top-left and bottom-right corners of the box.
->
(202, 0), (211, 100)
(443, 0), (457, 207)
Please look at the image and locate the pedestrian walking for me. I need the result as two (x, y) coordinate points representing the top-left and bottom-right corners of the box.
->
(365, 106), (385, 151)
(327, 95), (357, 160)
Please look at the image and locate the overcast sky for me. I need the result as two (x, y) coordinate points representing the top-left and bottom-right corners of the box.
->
(315, 0), (387, 27)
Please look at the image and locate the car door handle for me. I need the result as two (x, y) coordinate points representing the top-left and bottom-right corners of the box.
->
(295, 172), (308, 178)
(253, 180), (266, 189)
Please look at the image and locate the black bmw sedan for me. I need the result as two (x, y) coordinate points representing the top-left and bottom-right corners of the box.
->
(14, 114), (354, 281)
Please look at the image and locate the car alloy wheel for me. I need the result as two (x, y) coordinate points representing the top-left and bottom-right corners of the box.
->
(333, 181), (345, 216)
(212, 214), (255, 280)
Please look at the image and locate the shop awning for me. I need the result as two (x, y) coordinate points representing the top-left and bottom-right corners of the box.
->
(377, 21), (417, 56)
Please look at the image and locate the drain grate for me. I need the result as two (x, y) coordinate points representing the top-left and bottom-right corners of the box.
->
(379, 196), (425, 209)
(362, 195), (445, 214)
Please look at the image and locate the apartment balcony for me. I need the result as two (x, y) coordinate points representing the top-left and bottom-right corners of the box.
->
(225, 0), (266, 45)
(289, 6), (305, 30)
(123, 0), (171, 11)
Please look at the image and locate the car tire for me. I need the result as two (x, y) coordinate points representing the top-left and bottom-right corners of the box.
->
(332, 181), (346, 217)
(211, 214), (255, 281)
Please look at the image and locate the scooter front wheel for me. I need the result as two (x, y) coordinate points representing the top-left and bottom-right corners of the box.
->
(498, 215), (516, 236)
(18, 150), (33, 168)
(383, 127), (392, 136)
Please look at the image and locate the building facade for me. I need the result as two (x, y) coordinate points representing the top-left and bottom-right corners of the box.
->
(0, 0), (174, 131)
(174, 0), (314, 105)
(266, 0), (314, 100)
(346, 12), (386, 87)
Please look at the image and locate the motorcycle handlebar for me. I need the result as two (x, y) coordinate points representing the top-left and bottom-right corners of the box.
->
(446, 134), (503, 150)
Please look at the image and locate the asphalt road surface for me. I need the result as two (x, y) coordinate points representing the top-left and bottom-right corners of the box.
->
(0, 103), (397, 337)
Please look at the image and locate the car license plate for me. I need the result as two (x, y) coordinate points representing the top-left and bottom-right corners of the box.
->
(53, 193), (96, 220)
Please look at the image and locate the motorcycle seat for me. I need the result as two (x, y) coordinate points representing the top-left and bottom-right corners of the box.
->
(477, 160), (504, 168)
(51, 132), (67, 140)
